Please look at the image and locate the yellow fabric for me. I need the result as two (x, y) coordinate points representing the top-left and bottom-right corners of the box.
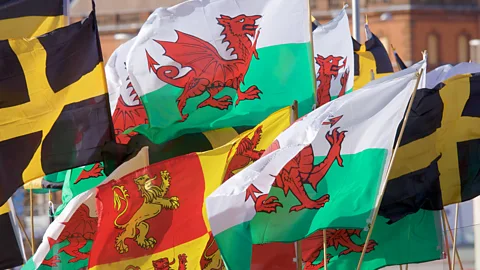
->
(89, 107), (292, 269)
(353, 46), (392, 90)
(0, 202), (9, 215)
(22, 177), (44, 190)
(0, 37), (107, 185)
(0, 15), (65, 39)
(203, 127), (242, 149)
(389, 74), (480, 205)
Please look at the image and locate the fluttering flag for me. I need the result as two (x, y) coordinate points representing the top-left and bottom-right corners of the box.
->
(391, 44), (408, 71)
(0, 0), (66, 40)
(88, 107), (293, 269)
(206, 61), (425, 269)
(23, 148), (150, 270)
(0, 9), (114, 205)
(127, 0), (315, 145)
(302, 209), (443, 269)
(0, 200), (25, 269)
(426, 62), (480, 88)
(353, 31), (394, 90)
(105, 37), (149, 145)
(380, 71), (480, 222)
(312, 6), (354, 107)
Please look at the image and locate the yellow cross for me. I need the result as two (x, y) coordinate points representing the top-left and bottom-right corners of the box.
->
(389, 74), (480, 205)
(0, 37), (106, 184)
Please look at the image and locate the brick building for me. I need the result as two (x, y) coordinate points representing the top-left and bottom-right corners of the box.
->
(69, 0), (183, 61)
(311, 0), (480, 69)
(70, 0), (480, 69)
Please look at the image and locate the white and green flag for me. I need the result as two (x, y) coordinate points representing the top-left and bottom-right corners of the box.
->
(313, 5), (354, 106)
(126, 0), (315, 144)
(206, 60), (426, 269)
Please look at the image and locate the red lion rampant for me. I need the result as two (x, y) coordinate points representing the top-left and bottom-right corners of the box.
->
(315, 55), (350, 107)
(244, 116), (346, 213)
(112, 62), (148, 144)
(146, 14), (262, 122)
(303, 229), (378, 269)
(223, 125), (264, 182)
(41, 204), (97, 267)
(125, 254), (188, 270)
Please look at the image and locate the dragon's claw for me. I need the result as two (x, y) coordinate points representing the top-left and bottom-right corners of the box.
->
(236, 85), (262, 105)
(255, 194), (283, 213)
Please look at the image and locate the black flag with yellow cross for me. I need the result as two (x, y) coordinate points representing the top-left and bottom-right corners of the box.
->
(0, 10), (114, 205)
(379, 73), (480, 223)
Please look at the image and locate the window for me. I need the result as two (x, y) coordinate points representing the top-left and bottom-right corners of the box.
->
(427, 33), (440, 65)
(310, 0), (317, 9)
(458, 34), (470, 63)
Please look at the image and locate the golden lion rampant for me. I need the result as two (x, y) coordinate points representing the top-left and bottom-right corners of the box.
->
(112, 171), (180, 254)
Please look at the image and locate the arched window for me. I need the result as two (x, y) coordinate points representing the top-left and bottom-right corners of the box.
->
(427, 33), (440, 65)
(458, 34), (470, 63)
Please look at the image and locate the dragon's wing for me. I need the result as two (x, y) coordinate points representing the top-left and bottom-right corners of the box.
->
(156, 30), (243, 83)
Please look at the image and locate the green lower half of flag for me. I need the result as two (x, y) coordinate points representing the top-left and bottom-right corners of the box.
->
(308, 210), (443, 270)
(214, 149), (387, 269)
(137, 42), (315, 144)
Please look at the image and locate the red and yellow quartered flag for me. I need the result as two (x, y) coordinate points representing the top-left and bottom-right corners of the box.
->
(88, 107), (296, 269)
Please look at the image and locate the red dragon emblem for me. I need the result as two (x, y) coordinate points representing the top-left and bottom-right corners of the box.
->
(244, 116), (346, 213)
(223, 125), (264, 182)
(41, 204), (97, 267)
(74, 163), (104, 185)
(112, 62), (149, 144)
(146, 14), (262, 122)
(124, 254), (188, 270)
(302, 229), (378, 269)
(315, 55), (350, 107)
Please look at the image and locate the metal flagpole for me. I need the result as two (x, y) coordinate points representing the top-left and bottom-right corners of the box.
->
(352, 0), (361, 41)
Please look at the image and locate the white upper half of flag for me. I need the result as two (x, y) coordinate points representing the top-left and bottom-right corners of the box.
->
(426, 62), (480, 88)
(31, 147), (150, 269)
(206, 61), (425, 236)
(105, 37), (138, 113)
(126, 0), (310, 96)
(312, 6), (354, 95)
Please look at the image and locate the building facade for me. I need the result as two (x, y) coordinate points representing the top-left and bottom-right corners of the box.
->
(311, 0), (480, 69)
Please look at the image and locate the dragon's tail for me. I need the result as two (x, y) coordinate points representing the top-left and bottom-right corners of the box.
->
(113, 185), (130, 228)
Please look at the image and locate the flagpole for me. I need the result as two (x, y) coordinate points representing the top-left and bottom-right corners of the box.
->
(442, 210), (453, 269)
(323, 229), (328, 270)
(352, 0), (360, 41)
(291, 100), (302, 270)
(29, 187), (35, 254)
(356, 68), (425, 270)
(443, 209), (464, 269)
(8, 198), (27, 262)
(308, 0), (317, 109)
(451, 203), (460, 270)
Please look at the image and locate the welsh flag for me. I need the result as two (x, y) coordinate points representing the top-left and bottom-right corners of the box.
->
(88, 107), (295, 269)
(206, 61), (427, 269)
(312, 6), (354, 106)
(127, 0), (315, 144)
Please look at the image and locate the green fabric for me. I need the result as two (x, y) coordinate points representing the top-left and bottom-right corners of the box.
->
(135, 42), (315, 144)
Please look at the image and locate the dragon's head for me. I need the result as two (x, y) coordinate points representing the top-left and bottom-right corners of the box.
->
(217, 14), (261, 39)
(152, 257), (175, 270)
(315, 55), (346, 78)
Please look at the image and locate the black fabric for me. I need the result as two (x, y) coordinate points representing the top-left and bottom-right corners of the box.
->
(0, 212), (24, 269)
(462, 74), (480, 117)
(458, 138), (480, 202)
(0, 39), (29, 108)
(394, 52), (408, 70)
(0, 131), (42, 205)
(379, 156), (443, 224)
(42, 94), (113, 175)
(364, 34), (393, 74)
(352, 38), (361, 76)
(38, 11), (100, 93)
(395, 87), (444, 146)
(0, 0), (63, 20)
